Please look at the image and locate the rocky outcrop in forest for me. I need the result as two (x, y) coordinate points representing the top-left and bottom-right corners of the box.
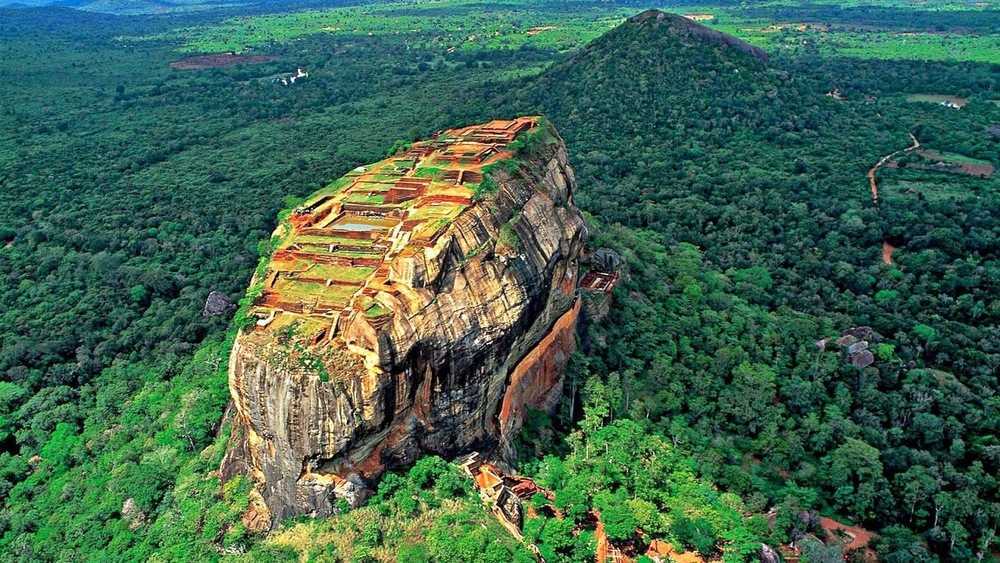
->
(220, 118), (587, 527)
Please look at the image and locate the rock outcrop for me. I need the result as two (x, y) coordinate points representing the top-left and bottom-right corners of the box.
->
(203, 291), (236, 317)
(221, 117), (587, 526)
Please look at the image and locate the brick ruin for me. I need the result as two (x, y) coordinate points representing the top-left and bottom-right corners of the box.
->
(247, 117), (537, 359)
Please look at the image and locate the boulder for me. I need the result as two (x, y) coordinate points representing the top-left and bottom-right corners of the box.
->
(121, 498), (146, 530)
(203, 291), (236, 317)
(592, 247), (623, 274)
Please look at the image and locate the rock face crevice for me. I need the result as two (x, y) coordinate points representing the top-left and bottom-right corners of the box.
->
(222, 118), (587, 526)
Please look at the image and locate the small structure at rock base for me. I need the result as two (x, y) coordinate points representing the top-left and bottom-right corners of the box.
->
(458, 452), (533, 540)
(580, 270), (619, 293)
(819, 516), (877, 560)
(771, 510), (878, 563)
(580, 248), (624, 322)
(459, 452), (705, 563)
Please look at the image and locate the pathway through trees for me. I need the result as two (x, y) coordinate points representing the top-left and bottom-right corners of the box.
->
(867, 132), (919, 265)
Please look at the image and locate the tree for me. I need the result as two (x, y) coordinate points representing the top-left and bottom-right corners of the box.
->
(599, 500), (637, 543)
(875, 525), (935, 562)
(554, 476), (590, 523)
(894, 466), (939, 525)
(719, 362), (778, 435)
(671, 515), (717, 555)
(825, 438), (888, 519)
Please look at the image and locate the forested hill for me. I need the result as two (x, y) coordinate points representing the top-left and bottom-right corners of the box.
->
(510, 8), (790, 225)
(500, 9), (999, 561)
(608, 9), (768, 63)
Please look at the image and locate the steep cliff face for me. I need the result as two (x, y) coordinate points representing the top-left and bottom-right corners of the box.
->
(221, 118), (587, 527)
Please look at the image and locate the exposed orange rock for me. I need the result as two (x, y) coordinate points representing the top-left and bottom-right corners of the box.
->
(498, 298), (581, 444)
(241, 490), (271, 534)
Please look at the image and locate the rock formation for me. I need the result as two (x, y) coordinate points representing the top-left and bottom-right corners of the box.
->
(221, 117), (587, 526)
(203, 291), (236, 317)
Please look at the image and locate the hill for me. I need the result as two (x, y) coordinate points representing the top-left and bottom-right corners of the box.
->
(623, 9), (768, 63)
(499, 9), (999, 562)
(510, 8), (789, 218)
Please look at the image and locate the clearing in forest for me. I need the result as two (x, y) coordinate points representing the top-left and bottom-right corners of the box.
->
(906, 93), (968, 108)
(889, 149), (995, 178)
(169, 53), (277, 69)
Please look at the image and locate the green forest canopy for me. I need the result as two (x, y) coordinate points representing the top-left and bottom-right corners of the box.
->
(0, 1), (997, 561)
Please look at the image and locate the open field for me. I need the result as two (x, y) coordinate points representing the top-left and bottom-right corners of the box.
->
(835, 32), (1000, 63)
(710, 21), (1000, 63)
(916, 149), (995, 176)
(881, 178), (977, 202)
(169, 53), (277, 69)
(907, 93), (969, 107)
(139, 1), (632, 54)
(138, 1), (1000, 64)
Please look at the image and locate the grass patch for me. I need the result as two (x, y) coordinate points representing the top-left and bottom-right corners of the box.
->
(345, 192), (386, 205)
(413, 166), (443, 178)
(919, 149), (991, 167)
(306, 264), (375, 282)
(906, 94), (968, 107)
(364, 302), (390, 318)
(498, 218), (521, 251)
(294, 235), (376, 247)
(140, 1), (632, 54)
(302, 177), (353, 208)
(331, 249), (382, 259)
(275, 279), (359, 303)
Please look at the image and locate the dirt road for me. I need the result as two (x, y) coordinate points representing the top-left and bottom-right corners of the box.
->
(868, 133), (919, 264)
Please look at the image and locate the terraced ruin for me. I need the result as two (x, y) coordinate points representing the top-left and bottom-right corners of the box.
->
(248, 117), (539, 363)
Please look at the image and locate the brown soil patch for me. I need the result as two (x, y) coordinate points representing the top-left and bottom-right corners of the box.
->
(170, 53), (277, 70)
(958, 162), (995, 177)
(820, 517), (877, 560)
(899, 149), (996, 178)
(869, 133), (919, 268)
(526, 25), (558, 36)
(882, 241), (896, 265)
